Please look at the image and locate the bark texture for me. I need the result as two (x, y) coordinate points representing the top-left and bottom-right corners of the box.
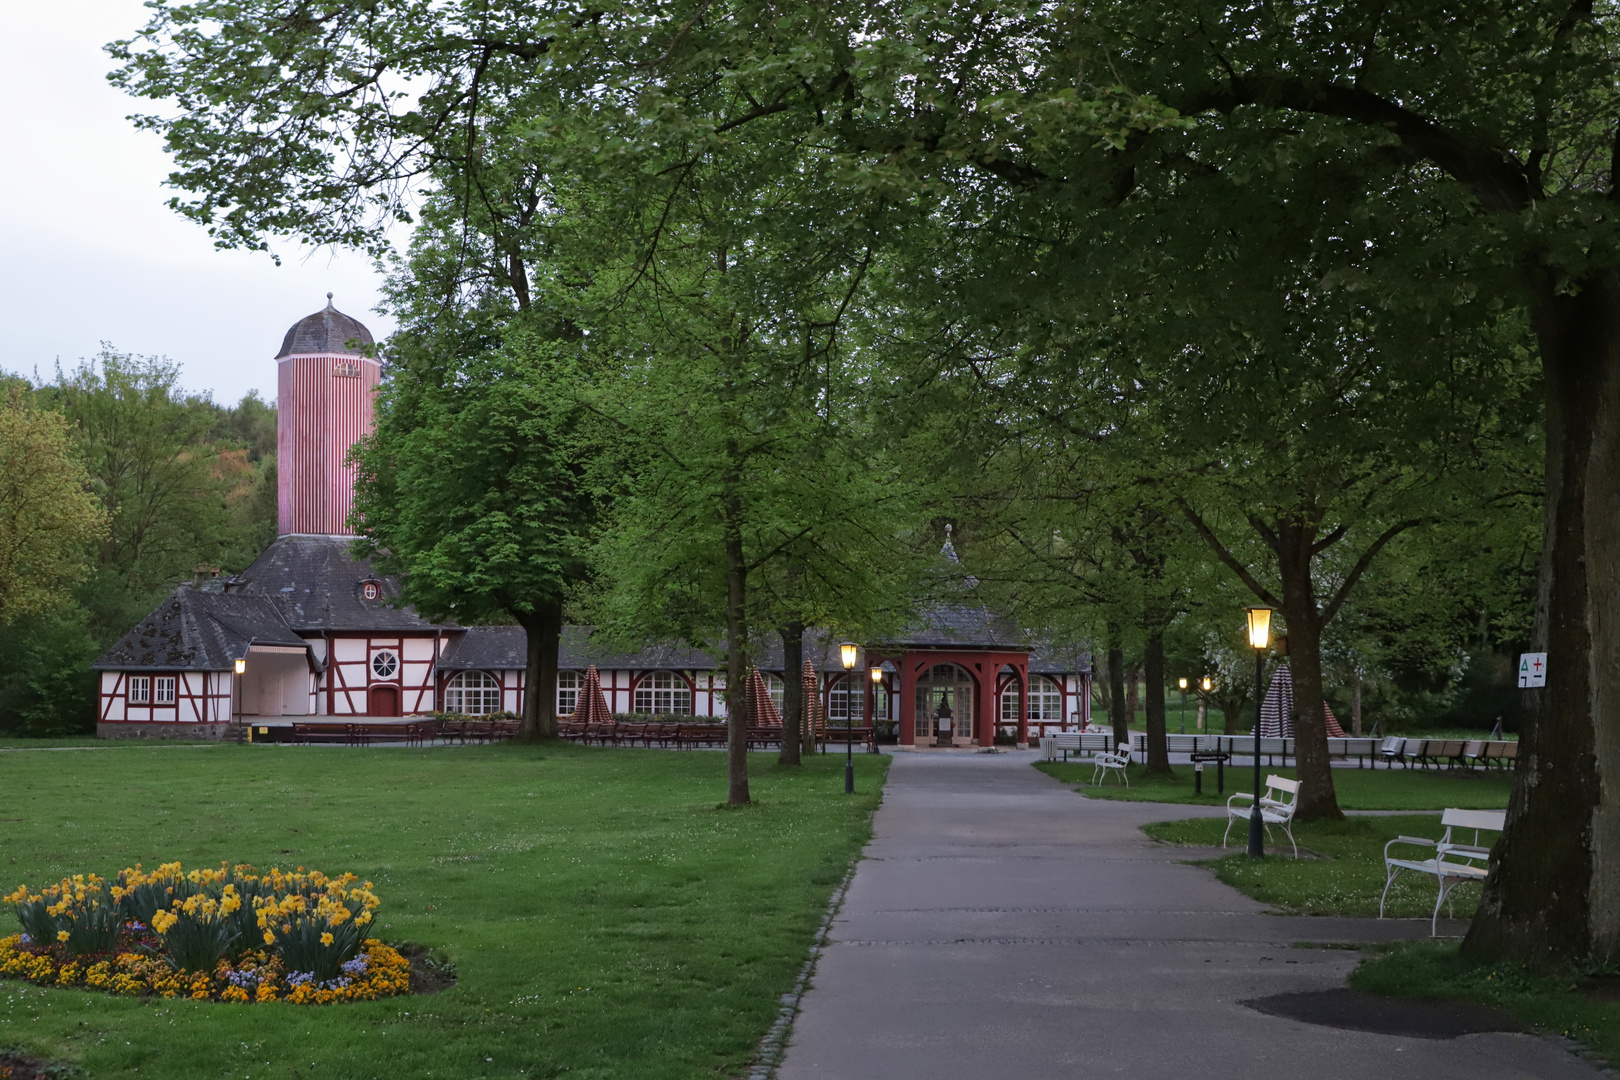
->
(721, 459), (751, 805)
(519, 597), (562, 739)
(778, 622), (804, 766)
(1142, 631), (1173, 775)
(1106, 625), (1128, 749)
(1274, 525), (1342, 822)
(1466, 274), (1620, 965)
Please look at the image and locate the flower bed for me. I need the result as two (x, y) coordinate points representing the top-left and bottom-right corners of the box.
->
(2, 863), (411, 1004)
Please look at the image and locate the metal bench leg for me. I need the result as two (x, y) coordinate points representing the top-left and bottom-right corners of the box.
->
(1222, 814), (1236, 849)
(1380, 865), (1400, 919)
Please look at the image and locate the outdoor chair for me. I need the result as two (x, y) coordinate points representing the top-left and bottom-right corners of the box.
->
(1090, 749), (1131, 787)
(1223, 775), (1302, 857)
(1381, 808), (1505, 935)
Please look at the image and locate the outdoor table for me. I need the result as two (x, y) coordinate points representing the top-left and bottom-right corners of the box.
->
(1191, 750), (1231, 795)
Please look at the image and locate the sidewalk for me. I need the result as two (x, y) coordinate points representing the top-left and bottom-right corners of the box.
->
(776, 750), (1599, 1080)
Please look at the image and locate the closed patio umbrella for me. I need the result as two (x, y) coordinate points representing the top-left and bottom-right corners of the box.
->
(574, 664), (614, 725)
(745, 668), (783, 727)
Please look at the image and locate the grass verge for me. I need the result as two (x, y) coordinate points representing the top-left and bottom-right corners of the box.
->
(1352, 942), (1620, 1065)
(1036, 760), (1511, 810)
(0, 741), (887, 1079)
(1142, 814), (1484, 919)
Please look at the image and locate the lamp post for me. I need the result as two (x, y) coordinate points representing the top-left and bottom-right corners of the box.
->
(1245, 607), (1272, 858)
(1201, 676), (1212, 732)
(1177, 677), (1188, 734)
(234, 656), (246, 744)
(870, 664), (883, 761)
(839, 642), (858, 794)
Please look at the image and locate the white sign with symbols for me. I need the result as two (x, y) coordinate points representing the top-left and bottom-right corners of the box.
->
(1518, 652), (1548, 688)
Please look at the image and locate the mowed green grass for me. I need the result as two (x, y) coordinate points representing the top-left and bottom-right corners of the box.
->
(1143, 815), (1490, 919)
(1035, 760), (1513, 810)
(0, 742), (888, 1079)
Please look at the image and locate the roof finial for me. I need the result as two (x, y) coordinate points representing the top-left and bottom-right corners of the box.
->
(325, 292), (334, 307)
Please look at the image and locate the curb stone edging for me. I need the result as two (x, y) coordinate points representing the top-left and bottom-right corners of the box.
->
(744, 864), (858, 1080)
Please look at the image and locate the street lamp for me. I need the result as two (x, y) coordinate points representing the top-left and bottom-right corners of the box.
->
(839, 642), (858, 794)
(1244, 607), (1273, 858)
(1201, 676), (1213, 733)
(234, 656), (247, 744)
(1177, 677), (1188, 734)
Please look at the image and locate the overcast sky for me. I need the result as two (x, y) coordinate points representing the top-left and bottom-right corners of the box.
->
(0, 1), (396, 405)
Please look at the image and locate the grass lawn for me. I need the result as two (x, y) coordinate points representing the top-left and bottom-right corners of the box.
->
(1351, 942), (1620, 1065)
(1035, 760), (1512, 810)
(0, 742), (887, 1079)
(1142, 814), (1489, 919)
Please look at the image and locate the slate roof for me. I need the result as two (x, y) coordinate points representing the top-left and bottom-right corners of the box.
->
(224, 535), (442, 633)
(93, 589), (305, 671)
(275, 295), (374, 358)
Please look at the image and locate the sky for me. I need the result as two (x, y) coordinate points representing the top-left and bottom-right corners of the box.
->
(0, 1), (396, 405)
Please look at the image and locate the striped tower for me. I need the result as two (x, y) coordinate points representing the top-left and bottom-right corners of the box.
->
(275, 294), (380, 536)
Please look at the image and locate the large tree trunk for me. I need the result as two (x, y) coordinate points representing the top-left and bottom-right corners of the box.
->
(1275, 523), (1343, 822)
(1106, 624), (1128, 749)
(778, 622), (804, 766)
(1466, 275), (1620, 966)
(518, 596), (562, 740)
(721, 455), (751, 806)
(1142, 630), (1173, 776)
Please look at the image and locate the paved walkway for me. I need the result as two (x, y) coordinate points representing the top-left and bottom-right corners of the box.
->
(777, 751), (1600, 1080)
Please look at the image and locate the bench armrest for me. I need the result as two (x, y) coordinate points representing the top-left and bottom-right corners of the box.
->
(1384, 836), (1436, 859)
(1227, 792), (1255, 809)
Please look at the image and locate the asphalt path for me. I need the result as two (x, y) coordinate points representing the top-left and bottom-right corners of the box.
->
(775, 749), (1601, 1080)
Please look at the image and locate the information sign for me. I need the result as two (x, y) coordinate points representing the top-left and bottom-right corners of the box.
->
(1518, 652), (1548, 689)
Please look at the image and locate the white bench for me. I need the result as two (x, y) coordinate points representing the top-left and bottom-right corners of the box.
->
(1041, 732), (1115, 762)
(1222, 775), (1302, 857)
(1090, 749), (1131, 786)
(1381, 808), (1505, 935)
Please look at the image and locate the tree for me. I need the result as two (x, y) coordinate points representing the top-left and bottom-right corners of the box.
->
(351, 328), (596, 740)
(0, 386), (106, 621)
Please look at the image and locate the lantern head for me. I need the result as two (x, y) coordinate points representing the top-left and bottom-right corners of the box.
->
(1245, 607), (1273, 651)
(234, 658), (246, 675)
(839, 642), (858, 670)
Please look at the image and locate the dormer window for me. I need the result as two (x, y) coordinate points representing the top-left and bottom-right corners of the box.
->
(362, 581), (381, 600)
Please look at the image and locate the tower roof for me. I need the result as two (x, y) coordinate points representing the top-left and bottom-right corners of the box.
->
(275, 293), (374, 358)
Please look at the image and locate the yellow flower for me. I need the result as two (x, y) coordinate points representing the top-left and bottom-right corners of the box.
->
(56, 930), (69, 942)
(320, 932), (334, 946)
(263, 931), (275, 944)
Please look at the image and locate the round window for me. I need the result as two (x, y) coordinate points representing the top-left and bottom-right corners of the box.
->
(370, 650), (399, 680)
(363, 582), (380, 600)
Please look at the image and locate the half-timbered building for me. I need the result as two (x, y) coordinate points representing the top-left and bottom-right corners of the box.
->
(94, 299), (1090, 743)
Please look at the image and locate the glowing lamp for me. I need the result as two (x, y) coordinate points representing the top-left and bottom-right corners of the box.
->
(871, 666), (884, 684)
(234, 658), (246, 675)
(1178, 677), (1188, 691)
(839, 641), (858, 671)
(1245, 607), (1273, 651)
(1202, 677), (1212, 692)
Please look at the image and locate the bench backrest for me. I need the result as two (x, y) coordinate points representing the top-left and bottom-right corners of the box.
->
(1263, 775), (1299, 812)
(1381, 736), (1404, 753)
(1442, 808), (1506, 832)
(1429, 740), (1465, 758)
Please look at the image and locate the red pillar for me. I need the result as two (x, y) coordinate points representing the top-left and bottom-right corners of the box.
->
(899, 654), (917, 746)
(1017, 660), (1029, 748)
(977, 663), (995, 747)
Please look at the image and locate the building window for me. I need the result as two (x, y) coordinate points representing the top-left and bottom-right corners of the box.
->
(633, 671), (691, 715)
(362, 582), (380, 600)
(828, 678), (854, 721)
(1002, 676), (1065, 723)
(154, 676), (177, 705)
(764, 672), (784, 713)
(128, 676), (151, 704)
(371, 650), (399, 680)
(557, 670), (581, 716)
(444, 670), (501, 715)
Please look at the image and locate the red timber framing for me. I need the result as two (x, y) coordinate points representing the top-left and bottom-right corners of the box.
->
(324, 633), (439, 716)
(435, 667), (527, 715)
(98, 670), (231, 725)
(866, 649), (1034, 749)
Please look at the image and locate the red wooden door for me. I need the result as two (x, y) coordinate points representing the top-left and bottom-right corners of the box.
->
(369, 685), (400, 717)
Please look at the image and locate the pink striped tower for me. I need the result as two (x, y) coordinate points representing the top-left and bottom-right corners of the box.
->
(275, 294), (380, 536)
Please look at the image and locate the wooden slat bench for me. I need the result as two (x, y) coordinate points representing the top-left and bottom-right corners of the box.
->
(821, 726), (877, 753)
(290, 722), (354, 745)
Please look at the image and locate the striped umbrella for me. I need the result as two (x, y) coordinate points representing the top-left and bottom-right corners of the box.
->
(1257, 662), (1346, 738)
(744, 668), (783, 726)
(801, 659), (825, 736)
(574, 664), (614, 725)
